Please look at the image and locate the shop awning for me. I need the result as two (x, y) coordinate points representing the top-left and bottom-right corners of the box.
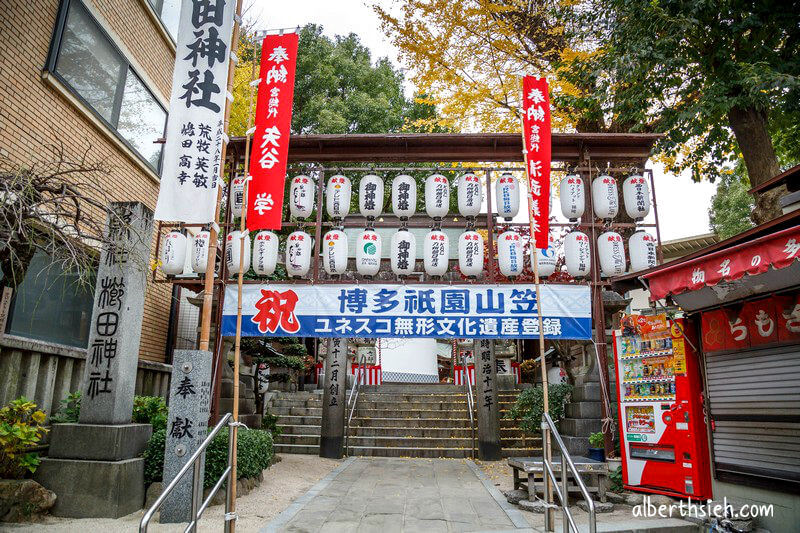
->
(643, 225), (800, 302)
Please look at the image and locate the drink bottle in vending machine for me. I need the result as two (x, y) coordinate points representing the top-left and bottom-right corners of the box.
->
(613, 314), (712, 500)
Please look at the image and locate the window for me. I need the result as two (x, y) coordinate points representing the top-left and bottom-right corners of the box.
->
(3, 251), (96, 349)
(46, 0), (167, 172)
(148, 0), (180, 41)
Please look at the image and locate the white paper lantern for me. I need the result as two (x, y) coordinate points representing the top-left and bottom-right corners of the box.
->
(359, 174), (384, 218)
(320, 230), (348, 275)
(533, 234), (557, 278)
(564, 231), (591, 278)
(456, 173), (482, 217)
(598, 231), (626, 277)
(230, 175), (246, 217)
(495, 173), (520, 220)
(423, 230), (449, 276)
(559, 174), (585, 221)
(623, 175), (651, 220)
(289, 175), (315, 219)
(592, 175), (619, 219)
(191, 231), (210, 274)
(356, 230), (382, 276)
(161, 231), (187, 275)
(226, 230), (251, 276)
(286, 231), (312, 277)
(391, 174), (417, 219)
(390, 230), (417, 276)
(629, 231), (657, 272)
(425, 174), (450, 218)
(252, 231), (279, 276)
(458, 231), (484, 277)
(326, 174), (351, 219)
(498, 230), (523, 277)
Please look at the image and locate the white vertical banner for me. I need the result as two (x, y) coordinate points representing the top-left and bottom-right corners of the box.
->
(154, 0), (236, 223)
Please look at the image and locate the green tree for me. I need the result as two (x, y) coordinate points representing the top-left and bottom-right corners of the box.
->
(557, 0), (800, 223)
(709, 167), (755, 240)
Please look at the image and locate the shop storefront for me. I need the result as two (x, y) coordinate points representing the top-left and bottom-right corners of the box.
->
(622, 217), (800, 530)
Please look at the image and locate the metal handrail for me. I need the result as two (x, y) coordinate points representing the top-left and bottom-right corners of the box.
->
(140, 413), (235, 533)
(460, 354), (476, 458)
(541, 411), (596, 533)
(345, 354), (367, 455)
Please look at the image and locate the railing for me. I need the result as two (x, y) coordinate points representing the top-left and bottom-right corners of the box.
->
(460, 356), (476, 458)
(344, 355), (367, 456)
(541, 412), (596, 533)
(140, 413), (236, 533)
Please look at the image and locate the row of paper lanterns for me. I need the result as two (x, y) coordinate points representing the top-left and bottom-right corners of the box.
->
(161, 227), (657, 279)
(230, 172), (650, 222)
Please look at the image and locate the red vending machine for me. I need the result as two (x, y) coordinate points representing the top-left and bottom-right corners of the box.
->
(612, 315), (713, 500)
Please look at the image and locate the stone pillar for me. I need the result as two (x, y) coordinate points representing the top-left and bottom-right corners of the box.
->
(474, 339), (502, 460)
(160, 350), (213, 523)
(320, 337), (347, 459)
(35, 202), (154, 518)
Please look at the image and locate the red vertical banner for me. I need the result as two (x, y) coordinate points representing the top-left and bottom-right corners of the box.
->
(521, 77), (551, 249)
(247, 33), (299, 231)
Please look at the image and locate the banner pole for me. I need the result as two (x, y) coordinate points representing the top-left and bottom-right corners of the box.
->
(520, 78), (554, 530)
(198, 0), (246, 353)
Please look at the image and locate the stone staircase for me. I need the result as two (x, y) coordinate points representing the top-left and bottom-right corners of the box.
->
(269, 384), (541, 458)
(560, 376), (604, 456)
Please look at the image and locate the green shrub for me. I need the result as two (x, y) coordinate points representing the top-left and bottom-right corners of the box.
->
(51, 392), (167, 432)
(50, 391), (81, 424)
(506, 384), (573, 434)
(609, 465), (623, 492)
(143, 428), (166, 485)
(0, 397), (48, 478)
(132, 396), (168, 433)
(261, 411), (282, 437)
(143, 427), (274, 489)
(588, 431), (605, 448)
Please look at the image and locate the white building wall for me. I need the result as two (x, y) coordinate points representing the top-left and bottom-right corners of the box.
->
(379, 338), (440, 383)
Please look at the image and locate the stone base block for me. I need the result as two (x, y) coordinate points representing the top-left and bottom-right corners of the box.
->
(34, 457), (144, 518)
(497, 374), (516, 390)
(47, 423), (152, 461)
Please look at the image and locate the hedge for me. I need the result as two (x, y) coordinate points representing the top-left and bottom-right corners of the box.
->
(143, 428), (274, 488)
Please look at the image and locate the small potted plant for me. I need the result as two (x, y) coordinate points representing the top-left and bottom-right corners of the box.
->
(588, 432), (605, 462)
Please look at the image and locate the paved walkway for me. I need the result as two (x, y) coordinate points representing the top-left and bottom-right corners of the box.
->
(262, 457), (532, 532)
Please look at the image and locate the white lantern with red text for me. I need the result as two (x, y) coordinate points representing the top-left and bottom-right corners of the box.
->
(326, 175), (351, 219)
(623, 174), (651, 220)
(564, 231), (591, 278)
(191, 231), (210, 273)
(495, 173), (520, 220)
(559, 174), (585, 221)
(161, 231), (187, 275)
(390, 230), (417, 276)
(226, 231), (251, 276)
(424, 230), (449, 276)
(252, 231), (278, 276)
(425, 174), (450, 218)
(598, 231), (626, 277)
(322, 229), (348, 275)
(457, 173), (482, 217)
(629, 231), (657, 272)
(289, 175), (314, 219)
(230, 175), (246, 217)
(286, 231), (312, 277)
(391, 174), (417, 219)
(533, 233), (557, 278)
(498, 231), (523, 277)
(458, 231), (484, 277)
(592, 175), (619, 219)
(359, 174), (384, 218)
(356, 230), (382, 276)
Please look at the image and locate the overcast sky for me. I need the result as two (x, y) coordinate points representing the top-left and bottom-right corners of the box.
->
(248, 0), (717, 242)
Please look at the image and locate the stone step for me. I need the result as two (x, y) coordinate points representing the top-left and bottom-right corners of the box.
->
(560, 435), (590, 457)
(275, 443), (318, 455)
(350, 408), (471, 419)
(271, 406), (323, 416)
(560, 418), (602, 437)
(350, 417), (473, 428)
(274, 434), (321, 445)
(303, 426), (531, 439)
(278, 424), (321, 436)
(359, 384), (465, 393)
(502, 447), (543, 457)
(566, 402), (603, 419)
(346, 446), (473, 458)
(277, 415), (322, 426)
(269, 398), (322, 408)
(572, 382), (601, 402)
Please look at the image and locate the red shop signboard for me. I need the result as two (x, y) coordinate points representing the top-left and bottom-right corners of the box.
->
(701, 291), (800, 352)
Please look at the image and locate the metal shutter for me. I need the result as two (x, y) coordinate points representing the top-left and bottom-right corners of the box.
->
(706, 345), (800, 484)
